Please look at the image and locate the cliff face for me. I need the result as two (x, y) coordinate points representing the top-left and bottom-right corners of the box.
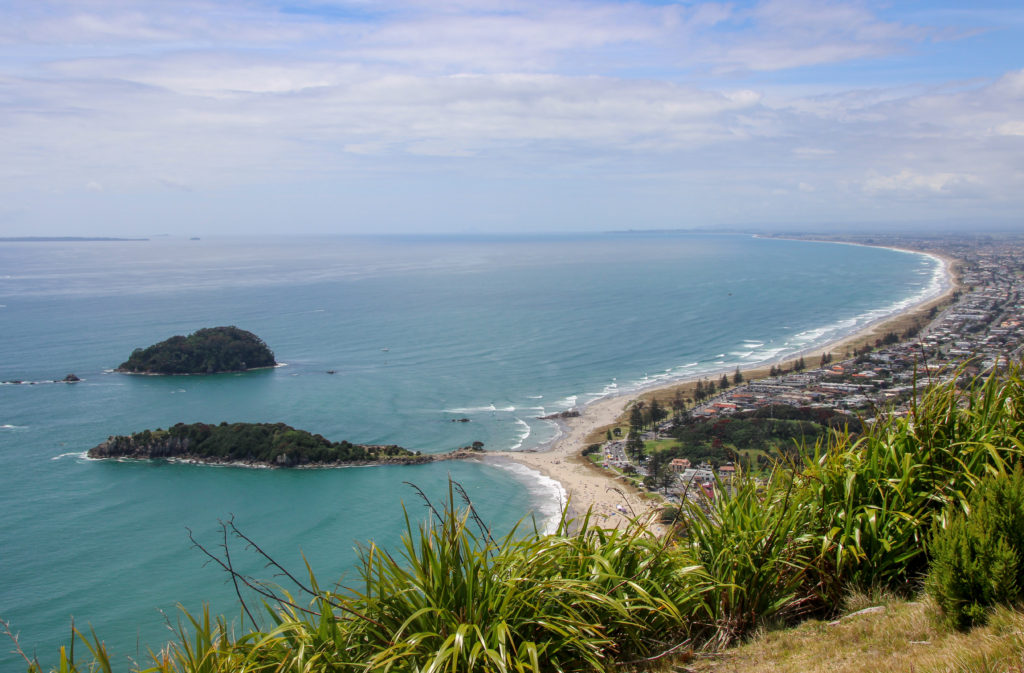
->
(87, 422), (482, 468)
(90, 433), (196, 459)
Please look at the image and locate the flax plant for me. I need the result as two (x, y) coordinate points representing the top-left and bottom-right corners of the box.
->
(685, 473), (816, 647)
(340, 484), (709, 671)
(799, 364), (1024, 599)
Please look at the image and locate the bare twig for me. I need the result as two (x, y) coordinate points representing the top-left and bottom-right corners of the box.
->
(227, 516), (317, 599)
(219, 517), (258, 630)
(188, 526), (322, 619)
(188, 523), (387, 629)
(2, 617), (39, 670)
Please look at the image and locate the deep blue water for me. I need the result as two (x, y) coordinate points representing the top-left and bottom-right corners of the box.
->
(0, 233), (941, 669)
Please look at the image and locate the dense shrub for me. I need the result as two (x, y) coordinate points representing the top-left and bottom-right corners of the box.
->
(117, 326), (276, 374)
(796, 367), (1024, 605)
(686, 475), (816, 646)
(926, 467), (1024, 630)
(90, 422), (418, 465)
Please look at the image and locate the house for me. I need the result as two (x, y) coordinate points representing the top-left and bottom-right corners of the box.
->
(670, 458), (691, 472)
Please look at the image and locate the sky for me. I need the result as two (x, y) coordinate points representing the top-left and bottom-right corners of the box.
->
(1, 0), (1023, 236)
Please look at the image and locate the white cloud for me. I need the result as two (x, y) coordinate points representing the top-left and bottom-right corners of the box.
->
(792, 147), (836, 158)
(996, 121), (1024, 136)
(862, 170), (981, 196)
(0, 1), (1022, 233)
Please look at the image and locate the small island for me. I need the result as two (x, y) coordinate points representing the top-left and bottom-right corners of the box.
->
(88, 422), (484, 467)
(117, 326), (277, 374)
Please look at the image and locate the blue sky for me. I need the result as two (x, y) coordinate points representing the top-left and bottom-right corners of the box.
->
(1, 1), (1022, 235)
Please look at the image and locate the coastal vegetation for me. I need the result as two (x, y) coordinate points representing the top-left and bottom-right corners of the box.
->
(655, 405), (860, 471)
(116, 326), (276, 374)
(88, 422), (428, 466)
(18, 364), (1024, 672)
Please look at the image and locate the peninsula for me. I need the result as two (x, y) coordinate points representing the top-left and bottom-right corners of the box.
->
(88, 421), (485, 467)
(117, 326), (276, 374)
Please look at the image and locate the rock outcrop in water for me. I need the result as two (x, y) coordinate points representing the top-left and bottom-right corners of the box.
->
(116, 326), (276, 375)
(88, 422), (484, 468)
(538, 410), (581, 420)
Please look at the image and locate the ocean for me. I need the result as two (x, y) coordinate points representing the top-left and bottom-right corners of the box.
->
(0, 232), (942, 668)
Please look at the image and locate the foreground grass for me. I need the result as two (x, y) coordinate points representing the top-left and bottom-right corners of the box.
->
(690, 597), (1024, 673)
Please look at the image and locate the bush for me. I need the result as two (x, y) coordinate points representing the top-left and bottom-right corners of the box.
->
(658, 504), (680, 524)
(926, 467), (1024, 630)
(685, 475), (816, 646)
(797, 366), (1024, 605)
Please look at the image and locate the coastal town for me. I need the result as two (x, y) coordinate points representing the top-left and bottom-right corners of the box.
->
(594, 235), (1024, 503)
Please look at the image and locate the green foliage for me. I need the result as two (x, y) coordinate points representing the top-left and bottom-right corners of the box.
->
(926, 467), (1024, 630)
(97, 422), (417, 465)
(685, 474), (816, 646)
(665, 407), (853, 467)
(342, 488), (708, 671)
(658, 504), (680, 524)
(643, 450), (677, 493)
(118, 326), (276, 374)
(798, 365), (1024, 603)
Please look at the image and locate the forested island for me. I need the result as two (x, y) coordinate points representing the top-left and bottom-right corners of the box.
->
(116, 326), (277, 374)
(87, 421), (484, 467)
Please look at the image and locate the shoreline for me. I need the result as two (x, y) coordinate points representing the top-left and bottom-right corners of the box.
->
(490, 245), (958, 530)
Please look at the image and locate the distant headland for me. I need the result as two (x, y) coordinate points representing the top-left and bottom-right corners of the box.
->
(87, 421), (485, 468)
(117, 326), (276, 375)
(0, 236), (149, 242)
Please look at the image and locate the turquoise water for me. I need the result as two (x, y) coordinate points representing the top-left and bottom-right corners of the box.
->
(0, 233), (940, 668)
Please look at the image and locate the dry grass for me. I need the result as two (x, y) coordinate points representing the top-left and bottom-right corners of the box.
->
(687, 597), (1024, 673)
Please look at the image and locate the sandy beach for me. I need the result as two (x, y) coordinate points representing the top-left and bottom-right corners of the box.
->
(490, 248), (959, 530)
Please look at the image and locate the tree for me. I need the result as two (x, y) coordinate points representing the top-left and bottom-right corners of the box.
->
(644, 451), (676, 494)
(629, 404), (644, 434)
(626, 433), (645, 462)
(649, 398), (667, 426)
(672, 389), (686, 419)
(694, 380), (705, 402)
(719, 373), (730, 391)
(733, 367), (743, 385)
